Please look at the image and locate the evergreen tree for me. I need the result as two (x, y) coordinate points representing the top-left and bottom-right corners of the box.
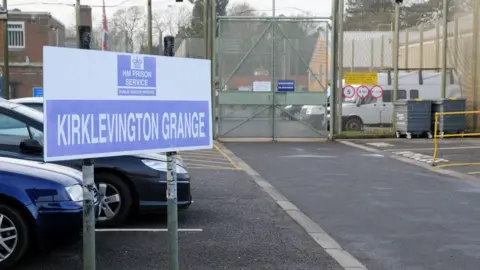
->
(344, 0), (395, 31)
(344, 0), (473, 31)
(178, 0), (229, 38)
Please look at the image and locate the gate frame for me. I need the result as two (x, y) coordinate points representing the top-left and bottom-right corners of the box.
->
(216, 16), (331, 141)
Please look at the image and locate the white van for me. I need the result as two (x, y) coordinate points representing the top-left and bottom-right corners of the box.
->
(299, 71), (462, 131)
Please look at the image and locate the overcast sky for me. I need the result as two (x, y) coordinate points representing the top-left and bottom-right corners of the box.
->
(8, 0), (331, 27)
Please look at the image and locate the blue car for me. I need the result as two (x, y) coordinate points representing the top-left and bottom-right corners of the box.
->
(0, 157), (99, 268)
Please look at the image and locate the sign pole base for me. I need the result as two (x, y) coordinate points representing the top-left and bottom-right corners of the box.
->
(82, 158), (96, 270)
(166, 152), (179, 270)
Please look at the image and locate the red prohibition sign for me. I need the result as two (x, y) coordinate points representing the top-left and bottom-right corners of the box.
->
(370, 85), (384, 98)
(356, 85), (370, 98)
(342, 85), (355, 98)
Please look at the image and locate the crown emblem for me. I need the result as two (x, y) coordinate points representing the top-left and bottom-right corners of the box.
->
(131, 56), (143, 69)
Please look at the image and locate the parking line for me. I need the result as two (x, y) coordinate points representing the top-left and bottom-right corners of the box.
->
(180, 154), (230, 160)
(384, 146), (480, 152)
(181, 152), (226, 157)
(213, 143), (242, 170)
(96, 228), (203, 232)
(185, 163), (241, 170)
(437, 162), (480, 168)
(181, 158), (233, 165)
(467, 172), (480, 175)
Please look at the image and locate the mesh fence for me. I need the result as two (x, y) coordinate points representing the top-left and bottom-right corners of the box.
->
(215, 18), (330, 138)
(338, 0), (478, 136)
(398, 0), (476, 131)
(338, 1), (395, 136)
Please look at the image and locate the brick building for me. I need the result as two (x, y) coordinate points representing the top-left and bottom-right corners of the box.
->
(0, 7), (92, 98)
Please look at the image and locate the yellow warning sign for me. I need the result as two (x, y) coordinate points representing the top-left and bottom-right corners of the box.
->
(344, 72), (378, 85)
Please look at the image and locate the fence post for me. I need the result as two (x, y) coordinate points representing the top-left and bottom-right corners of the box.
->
(370, 39), (374, 72)
(419, 24), (424, 69)
(351, 39), (355, 72)
(473, 1), (479, 130)
(381, 35), (385, 68)
(393, 2), (400, 102)
(329, 0), (339, 139)
(441, 0), (448, 98)
(436, 21), (440, 68)
(404, 29), (409, 69)
(337, 0), (344, 135)
(210, 0), (216, 139)
(454, 16), (459, 69)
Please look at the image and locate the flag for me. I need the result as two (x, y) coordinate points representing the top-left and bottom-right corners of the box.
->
(101, 0), (108, 50)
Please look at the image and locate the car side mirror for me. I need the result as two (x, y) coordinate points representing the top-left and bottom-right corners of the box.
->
(19, 139), (43, 154)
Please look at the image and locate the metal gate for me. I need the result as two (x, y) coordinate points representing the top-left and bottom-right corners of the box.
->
(216, 16), (331, 141)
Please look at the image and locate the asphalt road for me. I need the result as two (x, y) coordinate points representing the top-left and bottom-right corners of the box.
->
(226, 142), (480, 270)
(14, 169), (341, 270)
(349, 138), (480, 175)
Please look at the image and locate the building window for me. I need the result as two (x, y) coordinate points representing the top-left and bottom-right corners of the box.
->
(410, 89), (419, 99)
(8, 22), (25, 48)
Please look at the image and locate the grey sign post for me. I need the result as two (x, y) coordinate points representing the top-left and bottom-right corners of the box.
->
(75, 1), (96, 269)
(164, 35), (179, 270)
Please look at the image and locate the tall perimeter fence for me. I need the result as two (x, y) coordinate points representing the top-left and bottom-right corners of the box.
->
(337, 0), (478, 135)
(175, 1), (479, 138)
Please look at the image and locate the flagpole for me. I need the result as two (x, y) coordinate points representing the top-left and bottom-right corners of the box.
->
(102, 0), (108, 51)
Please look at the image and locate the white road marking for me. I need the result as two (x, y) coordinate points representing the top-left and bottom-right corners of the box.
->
(391, 151), (449, 164)
(341, 140), (478, 181)
(361, 153), (384, 157)
(384, 146), (480, 152)
(96, 228), (203, 232)
(217, 143), (367, 270)
(366, 142), (394, 147)
(281, 155), (337, 158)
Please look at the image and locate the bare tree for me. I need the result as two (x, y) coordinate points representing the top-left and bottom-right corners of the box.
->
(65, 25), (77, 38)
(111, 6), (146, 53)
(153, 5), (191, 37)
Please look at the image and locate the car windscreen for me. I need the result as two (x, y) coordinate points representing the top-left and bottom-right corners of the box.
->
(22, 103), (44, 112)
(11, 103), (43, 124)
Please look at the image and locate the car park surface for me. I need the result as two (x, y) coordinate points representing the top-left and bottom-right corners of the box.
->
(0, 157), (99, 269)
(345, 138), (480, 176)
(0, 99), (192, 227)
(225, 142), (480, 270)
(11, 168), (342, 270)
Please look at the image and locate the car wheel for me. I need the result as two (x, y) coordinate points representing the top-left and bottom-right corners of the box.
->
(95, 173), (133, 227)
(344, 117), (363, 131)
(0, 204), (30, 269)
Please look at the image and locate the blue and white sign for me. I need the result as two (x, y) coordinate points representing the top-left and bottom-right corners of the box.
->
(277, 80), (295, 92)
(33, 87), (43, 97)
(43, 46), (212, 162)
(117, 55), (156, 96)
